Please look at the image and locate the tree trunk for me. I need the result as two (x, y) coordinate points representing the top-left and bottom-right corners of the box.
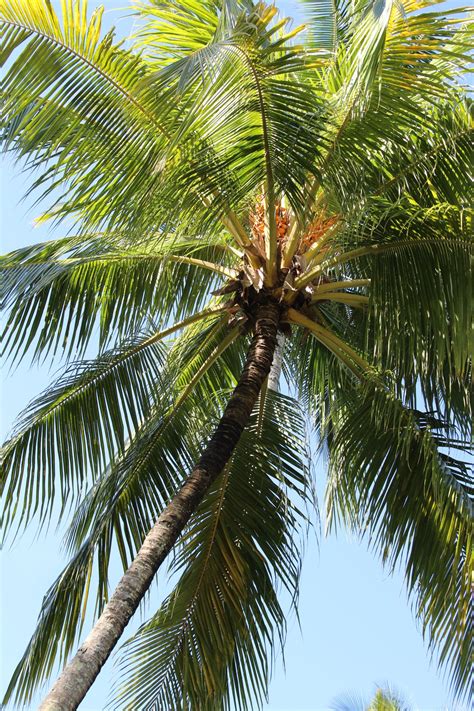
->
(267, 332), (285, 391)
(39, 297), (281, 711)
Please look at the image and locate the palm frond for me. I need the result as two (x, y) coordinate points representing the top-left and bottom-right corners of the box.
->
(287, 308), (370, 377)
(366, 102), (473, 206)
(290, 227), (472, 431)
(63, 317), (248, 568)
(1, 232), (235, 361)
(2, 320), (248, 708)
(0, 0), (175, 229)
(0, 309), (231, 539)
(307, 4), (473, 223)
(133, 0), (222, 63)
(302, 0), (338, 53)
(368, 236), (472, 429)
(326, 385), (473, 702)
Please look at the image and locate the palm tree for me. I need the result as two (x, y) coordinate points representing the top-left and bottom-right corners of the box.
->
(1, 0), (472, 709)
(331, 684), (411, 711)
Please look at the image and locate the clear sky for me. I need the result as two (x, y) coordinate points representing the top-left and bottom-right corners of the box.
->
(0, 2), (469, 710)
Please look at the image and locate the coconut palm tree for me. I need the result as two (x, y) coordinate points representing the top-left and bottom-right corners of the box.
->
(1, 0), (472, 709)
(331, 684), (411, 711)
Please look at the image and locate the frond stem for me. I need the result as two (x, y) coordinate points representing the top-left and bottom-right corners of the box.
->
(313, 279), (371, 293)
(281, 192), (329, 270)
(163, 255), (238, 279)
(287, 308), (370, 375)
(292, 243), (397, 292)
(33, 253), (238, 279)
(311, 293), (369, 306)
(3, 307), (229, 441)
(303, 221), (342, 266)
(224, 43), (277, 284)
(281, 219), (301, 270)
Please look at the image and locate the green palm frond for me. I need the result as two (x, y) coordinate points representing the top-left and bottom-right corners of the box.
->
(2, 398), (201, 710)
(365, 102), (473, 206)
(1, 337), (163, 536)
(0, 0), (174, 230)
(3, 399), (203, 709)
(367, 686), (410, 711)
(329, 100), (472, 222)
(368, 237), (472, 427)
(313, 5), (473, 222)
(136, 1), (325, 215)
(302, 0), (339, 53)
(1, 232), (236, 361)
(111, 391), (313, 711)
(133, 0), (249, 62)
(326, 385), (473, 702)
(62, 317), (248, 567)
(0, 309), (235, 539)
(2, 538), (98, 708)
(290, 227), (472, 429)
(1, 0), (323, 236)
(2, 321), (249, 708)
(4, 399), (208, 710)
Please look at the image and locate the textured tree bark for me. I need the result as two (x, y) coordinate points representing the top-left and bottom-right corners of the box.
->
(39, 297), (281, 711)
(267, 332), (285, 391)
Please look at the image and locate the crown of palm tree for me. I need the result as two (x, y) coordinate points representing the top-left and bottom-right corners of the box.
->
(331, 684), (411, 711)
(0, 0), (472, 709)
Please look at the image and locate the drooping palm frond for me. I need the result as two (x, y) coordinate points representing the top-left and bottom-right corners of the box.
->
(0, 230), (237, 361)
(294, 232), (472, 417)
(2, 396), (204, 710)
(288, 227), (472, 431)
(0, 0), (177, 230)
(286, 289), (472, 701)
(284, 318), (362, 441)
(326, 119), (472, 248)
(63, 315), (249, 565)
(368, 237), (472, 428)
(302, 0), (339, 53)
(2, 320), (250, 708)
(111, 391), (313, 711)
(326, 384), (473, 702)
(1, 308), (238, 539)
(133, 0), (256, 64)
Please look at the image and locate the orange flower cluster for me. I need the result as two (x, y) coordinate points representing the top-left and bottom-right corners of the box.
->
(300, 214), (339, 251)
(276, 205), (289, 241)
(249, 198), (265, 245)
(249, 198), (290, 247)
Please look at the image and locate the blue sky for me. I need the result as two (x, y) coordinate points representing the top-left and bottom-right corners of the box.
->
(0, 1), (469, 709)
